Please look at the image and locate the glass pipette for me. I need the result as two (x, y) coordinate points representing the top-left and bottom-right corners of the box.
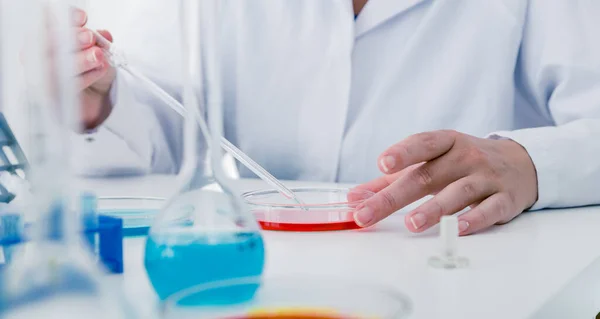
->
(90, 30), (305, 206)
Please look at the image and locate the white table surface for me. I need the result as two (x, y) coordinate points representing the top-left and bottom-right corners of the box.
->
(78, 175), (600, 319)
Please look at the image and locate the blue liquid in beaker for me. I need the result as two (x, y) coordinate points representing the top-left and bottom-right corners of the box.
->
(144, 231), (265, 304)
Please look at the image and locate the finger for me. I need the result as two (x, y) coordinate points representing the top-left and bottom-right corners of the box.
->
(346, 188), (375, 208)
(352, 173), (398, 195)
(96, 30), (113, 43)
(353, 163), (423, 194)
(469, 200), (482, 210)
(354, 155), (468, 227)
(79, 65), (110, 90)
(404, 176), (496, 232)
(76, 47), (105, 75)
(71, 7), (88, 27)
(457, 193), (516, 236)
(378, 130), (457, 174)
(75, 28), (95, 50)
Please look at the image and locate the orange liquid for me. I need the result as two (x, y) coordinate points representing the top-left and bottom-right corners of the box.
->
(258, 220), (360, 232)
(227, 314), (356, 319)
(227, 316), (353, 319)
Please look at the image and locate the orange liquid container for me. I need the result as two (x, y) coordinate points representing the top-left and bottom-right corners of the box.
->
(162, 276), (412, 319)
(243, 188), (374, 232)
(226, 307), (361, 319)
(226, 314), (357, 319)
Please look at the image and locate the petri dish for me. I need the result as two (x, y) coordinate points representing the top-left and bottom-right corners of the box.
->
(97, 196), (165, 236)
(242, 188), (374, 232)
(162, 276), (412, 319)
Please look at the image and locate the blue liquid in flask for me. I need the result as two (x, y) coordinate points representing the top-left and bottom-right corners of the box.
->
(144, 231), (265, 305)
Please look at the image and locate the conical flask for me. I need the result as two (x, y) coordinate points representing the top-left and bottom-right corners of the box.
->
(143, 0), (266, 304)
(0, 1), (138, 317)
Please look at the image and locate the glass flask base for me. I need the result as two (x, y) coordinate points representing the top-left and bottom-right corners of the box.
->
(144, 231), (265, 303)
(428, 255), (469, 269)
(162, 276), (412, 319)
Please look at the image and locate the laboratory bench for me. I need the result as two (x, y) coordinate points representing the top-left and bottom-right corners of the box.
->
(77, 175), (600, 319)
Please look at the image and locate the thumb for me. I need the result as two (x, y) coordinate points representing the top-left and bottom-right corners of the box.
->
(96, 29), (113, 43)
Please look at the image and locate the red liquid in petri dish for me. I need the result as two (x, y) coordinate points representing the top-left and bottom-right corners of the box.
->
(258, 220), (360, 232)
(254, 209), (360, 232)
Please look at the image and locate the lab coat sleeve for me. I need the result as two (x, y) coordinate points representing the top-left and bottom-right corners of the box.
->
(490, 0), (600, 210)
(73, 69), (180, 176)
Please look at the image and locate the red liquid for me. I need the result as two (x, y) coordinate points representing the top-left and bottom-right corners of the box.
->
(258, 220), (360, 232)
(253, 209), (360, 232)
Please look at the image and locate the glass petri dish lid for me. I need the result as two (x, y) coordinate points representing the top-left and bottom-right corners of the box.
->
(162, 275), (412, 319)
(242, 187), (374, 232)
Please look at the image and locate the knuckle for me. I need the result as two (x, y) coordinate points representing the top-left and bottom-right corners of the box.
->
(475, 207), (489, 226)
(428, 200), (445, 220)
(412, 166), (434, 189)
(493, 198), (507, 219)
(482, 167), (499, 181)
(379, 191), (398, 211)
(496, 193), (517, 223)
(473, 196), (512, 227)
(95, 48), (106, 61)
(466, 148), (496, 176)
(412, 132), (439, 153)
(441, 129), (459, 137)
(397, 143), (411, 160)
(506, 191), (518, 208)
(466, 146), (487, 164)
(389, 143), (410, 166)
(453, 147), (471, 164)
(421, 133), (439, 153)
(461, 181), (479, 199)
(491, 159), (510, 180)
(493, 194), (513, 222)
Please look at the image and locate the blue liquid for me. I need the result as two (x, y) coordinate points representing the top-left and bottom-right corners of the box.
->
(144, 232), (265, 305)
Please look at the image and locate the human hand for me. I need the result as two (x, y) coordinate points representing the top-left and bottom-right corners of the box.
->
(71, 8), (116, 130)
(352, 130), (538, 235)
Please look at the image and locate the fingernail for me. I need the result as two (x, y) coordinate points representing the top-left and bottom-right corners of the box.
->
(380, 156), (396, 173)
(458, 220), (470, 233)
(78, 31), (92, 45)
(73, 11), (87, 24)
(347, 189), (375, 204)
(354, 206), (374, 227)
(410, 213), (427, 230)
(87, 51), (97, 63)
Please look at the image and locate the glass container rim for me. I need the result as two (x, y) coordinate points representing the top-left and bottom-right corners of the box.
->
(241, 187), (375, 209)
(162, 274), (413, 319)
(97, 196), (166, 202)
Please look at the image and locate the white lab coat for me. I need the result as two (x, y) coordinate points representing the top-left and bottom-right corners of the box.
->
(78, 0), (600, 211)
